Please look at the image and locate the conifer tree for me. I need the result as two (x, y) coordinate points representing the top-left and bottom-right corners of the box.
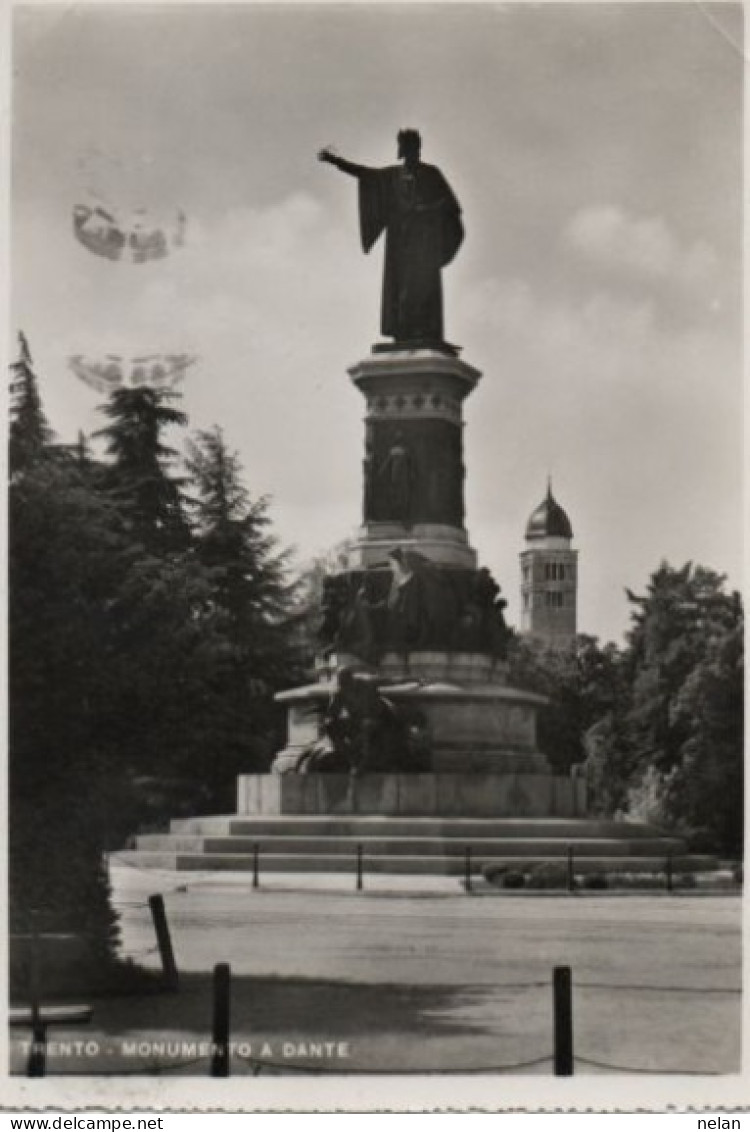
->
(9, 331), (54, 475)
(95, 385), (190, 553)
(184, 427), (299, 796)
(186, 426), (293, 646)
(9, 339), (123, 988)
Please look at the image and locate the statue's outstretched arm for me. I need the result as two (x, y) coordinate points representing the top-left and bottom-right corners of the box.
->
(318, 147), (368, 178)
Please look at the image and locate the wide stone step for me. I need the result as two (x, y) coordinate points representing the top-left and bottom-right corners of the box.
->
(169, 815), (670, 841)
(136, 833), (686, 858)
(117, 851), (717, 875)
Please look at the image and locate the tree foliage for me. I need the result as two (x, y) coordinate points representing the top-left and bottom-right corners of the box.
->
(10, 444), (126, 979)
(584, 562), (743, 854)
(506, 634), (623, 774)
(9, 333), (54, 475)
(95, 386), (190, 553)
(8, 332), (744, 995)
(504, 563), (743, 855)
(9, 343), (300, 987)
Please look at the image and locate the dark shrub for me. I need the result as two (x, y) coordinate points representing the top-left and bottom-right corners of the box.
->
(606, 872), (663, 889)
(581, 871), (609, 890)
(686, 828), (719, 855)
(526, 863), (572, 890)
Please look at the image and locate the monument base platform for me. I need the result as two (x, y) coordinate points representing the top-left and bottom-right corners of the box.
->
(237, 772), (585, 818)
(274, 660), (550, 775)
(124, 804), (716, 876)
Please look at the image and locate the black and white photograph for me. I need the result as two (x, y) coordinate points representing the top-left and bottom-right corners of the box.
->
(6, 0), (745, 1113)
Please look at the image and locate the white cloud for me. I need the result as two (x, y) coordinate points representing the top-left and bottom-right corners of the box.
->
(13, 187), (378, 567)
(457, 275), (657, 387)
(454, 271), (740, 639)
(13, 183), (740, 645)
(562, 205), (719, 291)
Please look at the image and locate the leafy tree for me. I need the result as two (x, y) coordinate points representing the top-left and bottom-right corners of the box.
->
(584, 562), (743, 852)
(666, 617), (743, 854)
(506, 634), (623, 774)
(8, 350), (306, 987)
(582, 707), (634, 818)
(623, 563), (739, 776)
(9, 401), (126, 985)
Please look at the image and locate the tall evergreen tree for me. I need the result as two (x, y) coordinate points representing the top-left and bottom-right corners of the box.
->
(184, 427), (299, 796)
(9, 331), (54, 475)
(95, 386), (190, 553)
(186, 426), (295, 663)
(9, 342), (123, 988)
(8, 348), (305, 986)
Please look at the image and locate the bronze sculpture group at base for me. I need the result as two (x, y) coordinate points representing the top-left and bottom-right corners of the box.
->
(285, 666), (431, 776)
(319, 550), (510, 665)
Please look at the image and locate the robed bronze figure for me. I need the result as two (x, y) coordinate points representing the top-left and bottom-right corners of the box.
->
(319, 130), (464, 345)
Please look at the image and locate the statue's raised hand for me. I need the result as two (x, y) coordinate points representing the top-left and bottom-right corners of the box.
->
(318, 145), (339, 163)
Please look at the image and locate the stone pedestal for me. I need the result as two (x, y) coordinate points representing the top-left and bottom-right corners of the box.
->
(346, 347), (481, 570)
(237, 772), (587, 819)
(268, 344), (565, 814)
(271, 659), (552, 781)
(273, 653), (549, 776)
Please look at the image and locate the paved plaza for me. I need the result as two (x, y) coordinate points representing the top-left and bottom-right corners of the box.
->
(9, 864), (741, 1077)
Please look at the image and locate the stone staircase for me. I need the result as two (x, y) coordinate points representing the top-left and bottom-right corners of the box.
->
(120, 815), (715, 876)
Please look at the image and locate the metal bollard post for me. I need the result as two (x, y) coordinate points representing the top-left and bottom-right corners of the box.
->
(27, 915), (46, 1077)
(666, 850), (674, 893)
(566, 845), (575, 892)
(356, 844), (364, 891)
(211, 963), (231, 1077)
(252, 843), (260, 890)
(464, 846), (473, 892)
(148, 894), (179, 991)
(553, 965), (574, 1076)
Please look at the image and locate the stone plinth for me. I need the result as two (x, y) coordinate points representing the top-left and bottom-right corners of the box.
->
(346, 524), (476, 571)
(272, 343), (551, 791)
(318, 650), (507, 686)
(237, 772), (587, 819)
(347, 347), (481, 570)
(274, 665), (549, 775)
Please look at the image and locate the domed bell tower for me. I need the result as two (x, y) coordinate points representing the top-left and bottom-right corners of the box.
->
(520, 481), (578, 648)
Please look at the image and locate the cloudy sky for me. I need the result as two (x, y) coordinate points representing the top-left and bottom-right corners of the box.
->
(11, 1), (743, 643)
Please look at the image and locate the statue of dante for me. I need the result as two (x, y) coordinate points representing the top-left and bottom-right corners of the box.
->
(319, 130), (463, 344)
